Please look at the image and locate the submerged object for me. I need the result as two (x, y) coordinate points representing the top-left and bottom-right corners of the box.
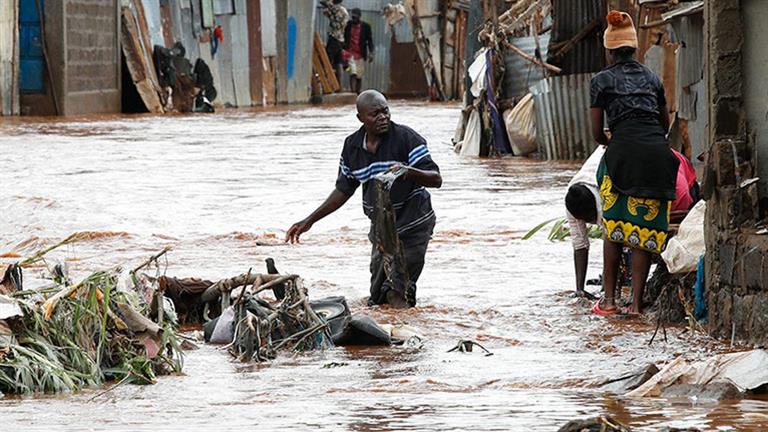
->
(332, 315), (391, 346)
(310, 296), (391, 346)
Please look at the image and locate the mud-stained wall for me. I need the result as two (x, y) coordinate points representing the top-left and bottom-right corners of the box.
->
(704, 0), (768, 346)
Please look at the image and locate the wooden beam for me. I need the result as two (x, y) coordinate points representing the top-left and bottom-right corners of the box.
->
(549, 19), (600, 59)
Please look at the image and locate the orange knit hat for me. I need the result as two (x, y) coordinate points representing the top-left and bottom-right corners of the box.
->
(603, 11), (638, 49)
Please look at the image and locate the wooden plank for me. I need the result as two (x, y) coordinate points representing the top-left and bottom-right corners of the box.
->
(247, 0), (264, 106)
(410, 3), (446, 101)
(262, 56), (276, 105)
(455, 9), (466, 99)
(159, 3), (174, 48)
(311, 36), (333, 93)
(313, 32), (340, 92)
(312, 50), (332, 94)
(120, 7), (164, 113)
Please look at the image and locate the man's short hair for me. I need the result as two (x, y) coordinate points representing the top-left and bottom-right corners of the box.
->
(351, 8), (362, 16)
(565, 184), (597, 222)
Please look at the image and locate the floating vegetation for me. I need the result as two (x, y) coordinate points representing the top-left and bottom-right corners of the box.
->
(0, 239), (183, 395)
(523, 217), (604, 242)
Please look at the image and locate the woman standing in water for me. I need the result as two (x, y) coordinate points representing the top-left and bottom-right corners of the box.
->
(590, 11), (679, 315)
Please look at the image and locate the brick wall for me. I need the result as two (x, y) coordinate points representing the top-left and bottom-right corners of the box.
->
(65, 0), (118, 93)
(704, 0), (768, 345)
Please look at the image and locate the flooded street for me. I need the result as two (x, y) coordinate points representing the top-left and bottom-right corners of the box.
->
(1, 102), (767, 431)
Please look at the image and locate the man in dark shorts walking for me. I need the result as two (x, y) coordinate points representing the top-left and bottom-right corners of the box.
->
(286, 90), (442, 308)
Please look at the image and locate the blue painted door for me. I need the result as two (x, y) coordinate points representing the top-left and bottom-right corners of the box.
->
(20, 0), (45, 93)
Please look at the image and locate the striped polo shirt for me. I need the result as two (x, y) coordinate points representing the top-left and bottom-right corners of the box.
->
(335, 122), (438, 246)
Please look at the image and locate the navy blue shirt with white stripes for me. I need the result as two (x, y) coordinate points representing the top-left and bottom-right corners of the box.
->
(335, 121), (438, 247)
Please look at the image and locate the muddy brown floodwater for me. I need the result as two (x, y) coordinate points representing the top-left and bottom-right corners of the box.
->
(1, 102), (767, 431)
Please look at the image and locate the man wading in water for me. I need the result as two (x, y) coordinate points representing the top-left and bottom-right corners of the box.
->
(286, 90), (442, 308)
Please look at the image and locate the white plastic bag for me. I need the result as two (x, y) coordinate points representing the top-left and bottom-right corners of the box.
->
(661, 200), (706, 274)
(503, 93), (537, 156)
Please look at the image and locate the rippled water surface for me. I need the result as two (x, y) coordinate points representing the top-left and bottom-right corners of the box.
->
(1, 103), (767, 431)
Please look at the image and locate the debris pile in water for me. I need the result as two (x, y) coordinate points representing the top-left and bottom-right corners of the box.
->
(0, 238), (184, 394)
(200, 270), (334, 362)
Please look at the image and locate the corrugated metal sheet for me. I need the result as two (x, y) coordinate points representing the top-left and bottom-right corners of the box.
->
(530, 73), (596, 160)
(546, 0), (605, 75)
(205, 0), (251, 107)
(503, 32), (551, 98)
(393, 16), (414, 43)
(0, 0), (19, 115)
(286, 0), (315, 103)
(414, 0), (439, 35)
(213, 0), (235, 14)
(174, 0), (201, 60)
(229, 0), (251, 106)
(670, 12), (703, 88)
(142, 0), (167, 48)
(687, 79), (707, 162)
(261, 0), (277, 56)
(316, 0), (391, 93)
(158, 0), (251, 107)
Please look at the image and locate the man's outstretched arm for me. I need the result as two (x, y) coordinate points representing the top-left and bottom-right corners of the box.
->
(286, 189), (352, 243)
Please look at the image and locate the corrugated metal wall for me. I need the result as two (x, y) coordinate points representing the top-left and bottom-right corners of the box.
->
(530, 73), (596, 160)
(0, 1), (19, 115)
(175, 0), (202, 60)
(503, 32), (551, 98)
(142, 0), (166, 48)
(156, 0), (251, 107)
(393, 16), (414, 43)
(670, 13), (704, 120)
(260, 0), (276, 56)
(286, 0), (315, 103)
(547, 0), (605, 75)
(316, 0), (391, 93)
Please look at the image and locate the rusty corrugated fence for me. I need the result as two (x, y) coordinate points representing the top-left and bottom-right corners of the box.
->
(530, 73), (597, 160)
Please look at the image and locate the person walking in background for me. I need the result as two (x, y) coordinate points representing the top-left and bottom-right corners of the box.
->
(344, 8), (374, 94)
(210, 25), (224, 58)
(321, 0), (348, 87)
(589, 11), (679, 316)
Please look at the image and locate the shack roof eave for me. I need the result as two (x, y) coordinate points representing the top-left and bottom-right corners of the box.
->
(640, 1), (703, 29)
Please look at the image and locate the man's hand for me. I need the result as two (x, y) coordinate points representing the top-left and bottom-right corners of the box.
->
(286, 219), (313, 244)
(367, 55), (374, 63)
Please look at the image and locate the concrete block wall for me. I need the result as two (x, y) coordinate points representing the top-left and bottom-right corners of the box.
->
(65, 0), (119, 94)
(704, 0), (768, 345)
